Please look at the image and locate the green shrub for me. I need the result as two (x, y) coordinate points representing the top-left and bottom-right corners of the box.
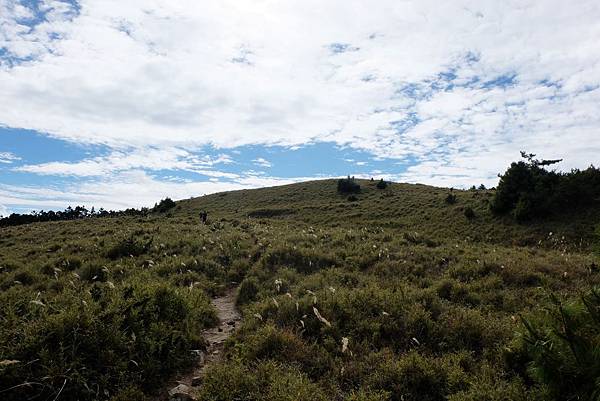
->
(265, 368), (328, 401)
(445, 193), (457, 205)
(237, 325), (333, 379)
(237, 276), (260, 305)
(402, 232), (438, 247)
(109, 386), (147, 401)
(105, 236), (151, 259)
(513, 193), (536, 222)
(338, 176), (361, 194)
(250, 285), (437, 354)
(463, 207), (475, 220)
(197, 361), (328, 401)
(79, 263), (108, 282)
(57, 256), (83, 271)
(509, 289), (600, 400)
(262, 247), (337, 274)
(196, 362), (260, 401)
(376, 179), (388, 190)
(13, 270), (37, 286)
(363, 352), (465, 401)
(491, 152), (600, 220)
(345, 390), (391, 401)
(0, 284), (215, 401)
(447, 375), (530, 401)
(435, 280), (480, 306)
(594, 224), (600, 256)
(152, 198), (177, 213)
(228, 259), (250, 283)
(436, 307), (508, 353)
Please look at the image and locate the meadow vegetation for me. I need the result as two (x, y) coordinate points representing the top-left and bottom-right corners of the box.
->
(1, 169), (599, 400)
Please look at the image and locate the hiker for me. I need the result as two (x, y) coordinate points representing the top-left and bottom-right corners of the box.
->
(200, 210), (208, 224)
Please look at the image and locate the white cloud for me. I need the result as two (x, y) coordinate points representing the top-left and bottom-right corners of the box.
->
(0, 170), (318, 212)
(252, 157), (272, 168)
(15, 147), (233, 177)
(0, 0), (599, 190)
(0, 203), (8, 217)
(0, 151), (20, 164)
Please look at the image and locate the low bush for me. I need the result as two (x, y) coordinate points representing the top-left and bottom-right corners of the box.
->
(445, 193), (457, 205)
(361, 351), (468, 401)
(338, 176), (361, 194)
(463, 207), (475, 220)
(508, 289), (600, 400)
(436, 307), (508, 353)
(376, 179), (388, 190)
(262, 247), (338, 274)
(197, 361), (328, 401)
(105, 236), (151, 259)
(13, 270), (37, 286)
(402, 232), (438, 247)
(0, 284), (216, 401)
(237, 276), (260, 305)
(345, 389), (391, 401)
(108, 387), (147, 401)
(447, 372), (530, 401)
(594, 224), (600, 256)
(236, 324), (333, 379)
(228, 259), (251, 283)
(247, 284), (440, 354)
(196, 362), (260, 401)
(79, 263), (108, 282)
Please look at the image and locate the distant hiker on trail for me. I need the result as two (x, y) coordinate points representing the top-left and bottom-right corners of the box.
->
(200, 210), (208, 224)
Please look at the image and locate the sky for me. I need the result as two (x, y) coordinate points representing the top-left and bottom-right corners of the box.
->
(1, 0), (599, 215)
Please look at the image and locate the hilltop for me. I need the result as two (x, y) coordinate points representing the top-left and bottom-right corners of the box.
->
(180, 178), (597, 249)
(1, 178), (599, 401)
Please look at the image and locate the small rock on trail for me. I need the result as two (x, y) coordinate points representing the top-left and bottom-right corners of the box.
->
(168, 384), (194, 401)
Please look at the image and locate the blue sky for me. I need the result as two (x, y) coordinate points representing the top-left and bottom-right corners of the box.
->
(1, 0), (599, 215)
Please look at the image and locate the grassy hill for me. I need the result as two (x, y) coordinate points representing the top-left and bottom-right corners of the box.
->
(181, 179), (598, 249)
(1, 179), (599, 400)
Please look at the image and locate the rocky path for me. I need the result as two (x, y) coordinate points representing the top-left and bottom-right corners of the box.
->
(163, 288), (241, 401)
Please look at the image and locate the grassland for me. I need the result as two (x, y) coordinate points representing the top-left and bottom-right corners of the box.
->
(1, 179), (599, 400)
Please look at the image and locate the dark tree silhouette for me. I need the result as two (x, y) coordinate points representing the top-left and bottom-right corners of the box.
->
(0, 198), (176, 228)
(491, 152), (600, 221)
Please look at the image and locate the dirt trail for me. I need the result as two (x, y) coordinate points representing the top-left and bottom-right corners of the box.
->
(159, 288), (241, 400)
(195, 288), (240, 375)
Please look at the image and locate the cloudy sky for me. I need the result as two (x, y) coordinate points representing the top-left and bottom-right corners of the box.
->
(1, 0), (599, 214)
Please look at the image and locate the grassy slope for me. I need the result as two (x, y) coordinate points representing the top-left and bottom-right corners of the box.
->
(1, 179), (599, 401)
(181, 179), (598, 249)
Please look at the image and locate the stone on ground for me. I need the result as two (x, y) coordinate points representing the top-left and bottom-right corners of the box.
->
(168, 384), (195, 401)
